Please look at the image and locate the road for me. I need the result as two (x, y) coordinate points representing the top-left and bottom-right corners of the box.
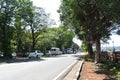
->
(0, 53), (81, 80)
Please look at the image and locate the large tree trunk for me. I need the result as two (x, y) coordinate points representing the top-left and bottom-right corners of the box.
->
(95, 39), (101, 63)
(31, 25), (35, 51)
(2, 20), (12, 59)
(17, 38), (23, 56)
(87, 43), (93, 57)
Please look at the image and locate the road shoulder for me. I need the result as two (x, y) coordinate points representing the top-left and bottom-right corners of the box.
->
(64, 59), (83, 80)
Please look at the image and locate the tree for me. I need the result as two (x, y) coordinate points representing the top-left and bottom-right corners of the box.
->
(36, 26), (74, 53)
(0, 0), (17, 58)
(54, 26), (74, 51)
(59, 0), (120, 63)
(0, 0), (50, 57)
(25, 6), (51, 51)
(13, 0), (33, 55)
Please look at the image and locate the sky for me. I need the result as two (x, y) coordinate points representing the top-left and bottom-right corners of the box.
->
(73, 34), (120, 47)
(31, 0), (120, 47)
(104, 34), (120, 47)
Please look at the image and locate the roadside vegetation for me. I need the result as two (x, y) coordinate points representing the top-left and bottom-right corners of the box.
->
(101, 61), (120, 79)
(59, 0), (120, 79)
(59, 0), (120, 63)
(0, 0), (120, 78)
(0, 0), (78, 59)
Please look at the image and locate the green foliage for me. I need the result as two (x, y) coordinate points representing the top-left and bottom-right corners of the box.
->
(0, 0), (52, 57)
(117, 72), (120, 79)
(59, 0), (117, 41)
(59, 0), (120, 62)
(54, 26), (74, 50)
(26, 6), (51, 51)
(0, 0), (18, 57)
(81, 41), (88, 52)
(101, 61), (120, 78)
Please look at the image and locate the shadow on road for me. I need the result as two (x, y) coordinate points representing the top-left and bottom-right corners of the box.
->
(0, 57), (45, 64)
(44, 54), (67, 58)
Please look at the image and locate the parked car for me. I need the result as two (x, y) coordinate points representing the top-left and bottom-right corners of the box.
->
(67, 48), (73, 54)
(28, 50), (44, 58)
(49, 47), (62, 55)
(23, 52), (29, 57)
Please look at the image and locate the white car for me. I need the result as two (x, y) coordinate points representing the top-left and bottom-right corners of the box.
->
(28, 50), (44, 58)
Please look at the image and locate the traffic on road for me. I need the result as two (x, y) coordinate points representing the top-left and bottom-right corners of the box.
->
(0, 52), (83, 80)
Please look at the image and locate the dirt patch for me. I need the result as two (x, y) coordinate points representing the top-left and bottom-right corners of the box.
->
(79, 61), (113, 80)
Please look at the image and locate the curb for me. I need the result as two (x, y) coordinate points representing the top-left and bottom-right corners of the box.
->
(74, 60), (84, 80)
(53, 60), (78, 80)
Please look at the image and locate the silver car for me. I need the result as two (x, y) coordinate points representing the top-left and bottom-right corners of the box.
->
(28, 50), (44, 58)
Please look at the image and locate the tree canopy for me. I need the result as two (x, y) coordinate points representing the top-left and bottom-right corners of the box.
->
(0, 0), (52, 58)
(0, 0), (75, 58)
(59, 0), (120, 62)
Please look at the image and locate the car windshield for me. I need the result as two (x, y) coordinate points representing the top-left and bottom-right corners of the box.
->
(36, 50), (41, 53)
(30, 52), (35, 53)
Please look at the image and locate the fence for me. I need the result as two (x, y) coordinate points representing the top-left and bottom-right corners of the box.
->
(99, 51), (120, 63)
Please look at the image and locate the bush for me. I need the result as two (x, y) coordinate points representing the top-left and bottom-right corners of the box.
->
(101, 61), (120, 78)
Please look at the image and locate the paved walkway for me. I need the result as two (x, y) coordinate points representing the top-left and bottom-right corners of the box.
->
(64, 59), (82, 80)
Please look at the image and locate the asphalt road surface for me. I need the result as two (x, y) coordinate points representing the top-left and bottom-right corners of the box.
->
(0, 54), (81, 80)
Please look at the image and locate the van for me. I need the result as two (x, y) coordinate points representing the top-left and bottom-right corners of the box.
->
(49, 47), (62, 55)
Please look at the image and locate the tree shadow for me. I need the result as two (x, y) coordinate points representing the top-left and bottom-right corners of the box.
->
(0, 54), (67, 64)
(44, 54), (67, 58)
(95, 70), (117, 80)
(0, 57), (45, 64)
